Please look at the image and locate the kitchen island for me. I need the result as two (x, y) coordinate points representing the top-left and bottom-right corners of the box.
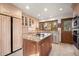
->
(23, 33), (53, 56)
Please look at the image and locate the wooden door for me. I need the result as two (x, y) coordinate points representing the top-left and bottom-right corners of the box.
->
(13, 18), (22, 51)
(1, 15), (11, 55)
(61, 18), (73, 44)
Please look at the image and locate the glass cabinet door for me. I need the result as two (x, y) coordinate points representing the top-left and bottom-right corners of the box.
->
(51, 21), (58, 31)
(25, 17), (28, 26)
(63, 20), (72, 31)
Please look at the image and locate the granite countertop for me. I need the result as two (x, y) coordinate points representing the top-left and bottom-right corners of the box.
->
(23, 33), (52, 42)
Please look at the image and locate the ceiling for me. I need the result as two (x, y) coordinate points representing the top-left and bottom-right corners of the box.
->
(13, 3), (73, 20)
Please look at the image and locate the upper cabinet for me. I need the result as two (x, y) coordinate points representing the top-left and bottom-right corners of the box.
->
(22, 16), (28, 26)
(39, 20), (58, 31)
(22, 16), (35, 27)
(22, 14), (39, 34)
(63, 20), (72, 31)
(0, 3), (22, 19)
(72, 3), (79, 16)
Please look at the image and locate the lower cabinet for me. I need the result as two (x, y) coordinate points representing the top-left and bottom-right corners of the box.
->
(39, 36), (52, 56)
(23, 40), (37, 56)
(23, 35), (52, 56)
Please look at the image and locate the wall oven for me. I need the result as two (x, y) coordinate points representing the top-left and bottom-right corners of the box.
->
(72, 16), (79, 49)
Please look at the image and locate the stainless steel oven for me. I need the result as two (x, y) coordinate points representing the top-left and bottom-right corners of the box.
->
(72, 16), (79, 49)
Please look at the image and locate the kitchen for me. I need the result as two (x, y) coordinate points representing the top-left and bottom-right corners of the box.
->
(0, 3), (79, 56)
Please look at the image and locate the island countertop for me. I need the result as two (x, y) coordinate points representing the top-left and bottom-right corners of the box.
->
(23, 32), (53, 56)
(23, 33), (52, 42)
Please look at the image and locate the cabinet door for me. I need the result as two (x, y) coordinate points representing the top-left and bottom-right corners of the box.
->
(13, 18), (22, 51)
(61, 18), (73, 44)
(1, 15), (11, 55)
(40, 40), (49, 56)
(23, 40), (37, 56)
(40, 36), (52, 56)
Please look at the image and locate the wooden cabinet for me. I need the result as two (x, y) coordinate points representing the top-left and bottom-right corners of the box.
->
(22, 16), (33, 27)
(0, 3), (22, 19)
(13, 18), (22, 51)
(0, 4), (22, 56)
(0, 15), (22, 56)
(22, 16), (28, 26)
(72, 3), (79, 16)
(0, 15), (11, 55)
(23, 35), (52, 56)
(39, 36), (52, 56)
(22, 14), (39, 34)
(39, 21), (58, 31)
(61, 18), (73, 44)
(39, 22), (44, 30)
(23, 40), (37, 56)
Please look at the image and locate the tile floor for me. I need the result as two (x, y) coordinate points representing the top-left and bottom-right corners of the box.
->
(49, 43), (76, 56)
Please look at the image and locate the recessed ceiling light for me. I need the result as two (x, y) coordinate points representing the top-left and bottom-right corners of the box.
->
(26, 5), (30, 10)
(44, 8), (48, 12)
(59, 8), (63, 11)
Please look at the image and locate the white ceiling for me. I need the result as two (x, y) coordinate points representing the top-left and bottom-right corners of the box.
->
(13, 3), (73, 20)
